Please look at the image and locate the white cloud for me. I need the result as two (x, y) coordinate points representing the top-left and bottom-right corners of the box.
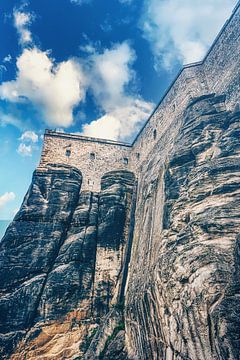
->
(18, 130), (39, 156)
(0, 110), (23, 129)
(119, 0), (133, 4)
(79, 44), (96, 54)
(70, 0), (91, 5)
(100, 20), (112, 33)
(88, 42), (136, 111)
(83, 98), (153, 142)
(3, 54), (12, 63)
(19, 130), (38, 143)
(3, 6), (87, 128)
(0, 192), (16, 209)
(0, 65), (7, 73)
(55, 128), (65, 133)
(0, 47), (87, 127)
(142, 0), (236, 70)
(82, 42), (154, 141)
(13, 9), (33, 46)
(17, 143), (33, 156)
(4, 9), (152, 142)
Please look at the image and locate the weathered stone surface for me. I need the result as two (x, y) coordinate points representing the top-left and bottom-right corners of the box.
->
(93, 171), (136, 319)
(101, 330), (129, 360)
(40, 131), (132, 192)
(1, 6), (240, 356)
(0, 164), (82, 358)
(82, 307), (129, 360)
(1, 93), (240, 360)
(125, 94), (240, 360)
(0, 167), (135, 359)
(1, 92), (240, 360)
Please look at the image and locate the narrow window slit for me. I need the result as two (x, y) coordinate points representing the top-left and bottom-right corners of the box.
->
(153, 129), (157, 140)
(123, 158), (128, 165)
(66, 149), (71, 157)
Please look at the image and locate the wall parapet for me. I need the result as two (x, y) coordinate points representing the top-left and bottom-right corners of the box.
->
(45, 129), (131, 147)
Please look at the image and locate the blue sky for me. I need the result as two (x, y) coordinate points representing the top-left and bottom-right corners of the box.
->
(0, 0), (237, 222)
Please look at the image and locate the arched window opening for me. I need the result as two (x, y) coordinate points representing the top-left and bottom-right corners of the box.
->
(90, 152), (95, 160)
(66, 149), (71, 157)
(123, 157), (128, 165)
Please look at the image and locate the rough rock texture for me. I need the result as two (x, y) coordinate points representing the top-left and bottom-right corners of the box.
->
(1, 95), (240, 360)
(0, 165), (135, 359)
(83, 308), (129, 360)
(0, 164), (82, 358)
(125, 94), (240, 360)
(101, 330), (129, 360)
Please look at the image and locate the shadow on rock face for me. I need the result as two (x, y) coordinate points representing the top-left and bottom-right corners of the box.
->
(125, 94), (240, 360)
(0, 166), (136, 360)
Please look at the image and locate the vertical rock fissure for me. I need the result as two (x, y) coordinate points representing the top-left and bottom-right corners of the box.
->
(85, 191), (99, 318)
(78, 191), (95, 295)
(25, 177), (82, 332)
(119, 180), (138, 303)
(90, 192), (100, 316)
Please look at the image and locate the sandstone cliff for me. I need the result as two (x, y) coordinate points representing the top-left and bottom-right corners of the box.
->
(0, 94), (240, 360)
(126, 94), (240, 360)
(0, 165), (135, 359)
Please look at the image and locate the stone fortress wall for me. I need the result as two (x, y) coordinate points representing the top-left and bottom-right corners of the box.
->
(39, 1), (240, 191)
(39, 130), (131, 191)
(3, 3), (240, 359)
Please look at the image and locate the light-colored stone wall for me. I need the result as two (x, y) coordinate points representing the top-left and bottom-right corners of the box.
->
(130, 64), (208, 173)
(203, 1), (240, 110)
(124, 4), (240, 357)
(39, 131), (131, 191)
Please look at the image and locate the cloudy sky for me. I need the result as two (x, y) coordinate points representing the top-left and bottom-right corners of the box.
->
(0, 0), (237, 223)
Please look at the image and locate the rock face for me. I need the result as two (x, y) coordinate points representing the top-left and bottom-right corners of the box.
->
(0, 94), (240, 360)
(0, 165), (135, 359)
(125, 94), (240, 360)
